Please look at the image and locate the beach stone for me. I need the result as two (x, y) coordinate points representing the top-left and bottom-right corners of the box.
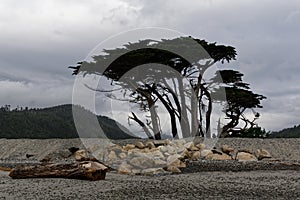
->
(172, 139), (186, 146)
(129, 148), (150, 154)
(184, 141), (194, 149)
(135, 142), (145, 149)
(108, 151), (118, 161)
(200, 150), (213, 158)
(131, 169), (141, 175)
(167, 154), (187, 169)
(150, 150), (164, 159)
(176, 145), (187, 154)
(154, 159), (167, 167)
(118, 162), (132, 174)
(129, 156), (154, 169)
(134, 150), (163, 160)
(118, 152), (127, 159)
(87, 144), (100, 153)
(153, 140), (167, 147)
(239, 149), (253, 154)
(186, 150), (193, 159)
(184, 141), (199, 151)
(191, 151), (201, 161)
(159, 145), (177, 155)
(179, 149), (189, 159)
(109, 144), (123, 152)
(95, 149), (109, 161)
(196, 143), (205, 150)
(165, 139), (171, 145)
(167, 166), (181, 173)
(190, 146), (200, 151)
(167, 158), (185, 168)
(157, 145), (167, 153)
(178, 161), (186, 168)
(170, 159), (186, 168)
(206, 153), (232, 160)
(127, 150), (146, 158)
(167, 154), (181, 165)
(145, 141), (155, 149)
(212, 149), (223, 155)
(149, 147), (159, 152)
(141, 168), (165, 175)
(74, 150), (88, 161)
(236, 152), (258, 161)
(255, 149), (272, 160)
(112, 144), (123, 150)
(142, 148), (151, 153)
(221, 145), (235, 154)
(123, 144), (136, 151)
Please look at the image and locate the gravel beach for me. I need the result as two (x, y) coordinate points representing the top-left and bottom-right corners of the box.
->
(0, 138), (299, 199)
(0, 170), (299, 199)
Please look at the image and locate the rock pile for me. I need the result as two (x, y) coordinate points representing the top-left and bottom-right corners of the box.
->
(72, 139), (273, 176)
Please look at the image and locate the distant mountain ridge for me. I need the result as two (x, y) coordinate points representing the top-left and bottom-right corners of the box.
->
(269, 124), (300, 138)
(0, 104), (137, 139)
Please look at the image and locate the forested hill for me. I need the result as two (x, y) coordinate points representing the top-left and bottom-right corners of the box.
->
(269, 124), (300, 138)
(0, 104), (137, 139)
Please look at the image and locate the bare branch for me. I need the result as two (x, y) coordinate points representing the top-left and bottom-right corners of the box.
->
(128, 112), (154, 139)
(84, 83), (122, 93)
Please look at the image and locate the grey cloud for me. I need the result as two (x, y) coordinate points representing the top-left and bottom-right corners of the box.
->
(0, 0), (299, 131)
(0, 78), (73, 108)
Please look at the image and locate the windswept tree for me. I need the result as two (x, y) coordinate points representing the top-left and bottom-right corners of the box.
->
(211, 70), (266, 137)
(69, 37), (265, 139)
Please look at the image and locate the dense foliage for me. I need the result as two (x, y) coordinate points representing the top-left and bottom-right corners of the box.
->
(70, 37), (266, 139)
(0, 104), (136, 139)
(269, 125), (300, 138)
(230, 127), (270, 138)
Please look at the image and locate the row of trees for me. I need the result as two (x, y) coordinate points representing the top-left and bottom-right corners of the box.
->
(269, 125), (300, 138)
(0, 105), (31, 112)
(0, 104), (135, 139)
(69, 37), (266, 139)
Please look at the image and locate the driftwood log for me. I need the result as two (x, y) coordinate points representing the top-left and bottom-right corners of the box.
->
(9, 161), (108, 181)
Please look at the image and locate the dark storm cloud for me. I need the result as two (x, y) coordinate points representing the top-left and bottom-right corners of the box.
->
(0, 0), (299, 130)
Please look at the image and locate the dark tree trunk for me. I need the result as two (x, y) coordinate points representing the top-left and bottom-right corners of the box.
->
(177, 78), (191, 138)
(147, 98), (161, 140)
(170, 111), (178, 138)
(129, 112), (155, 139)
(202, 86), (212, 138)
(148, 84), (178, 139)
(191, 97), (200, 137)
(136, 88), (161, 139)
(220, 113), (240, 137)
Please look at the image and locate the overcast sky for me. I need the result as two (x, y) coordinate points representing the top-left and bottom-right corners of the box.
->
(0, 0), (299, 131)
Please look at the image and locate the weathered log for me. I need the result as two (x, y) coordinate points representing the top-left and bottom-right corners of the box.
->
(9, 161), (108, 181)
(0, 166), (12, 172)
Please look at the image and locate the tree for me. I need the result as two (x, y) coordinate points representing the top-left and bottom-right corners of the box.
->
(232, 126), (270, 138)
(211, 70), (266, 137)
(69, 37), (264, 139)
(0, 104), (11, 112)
